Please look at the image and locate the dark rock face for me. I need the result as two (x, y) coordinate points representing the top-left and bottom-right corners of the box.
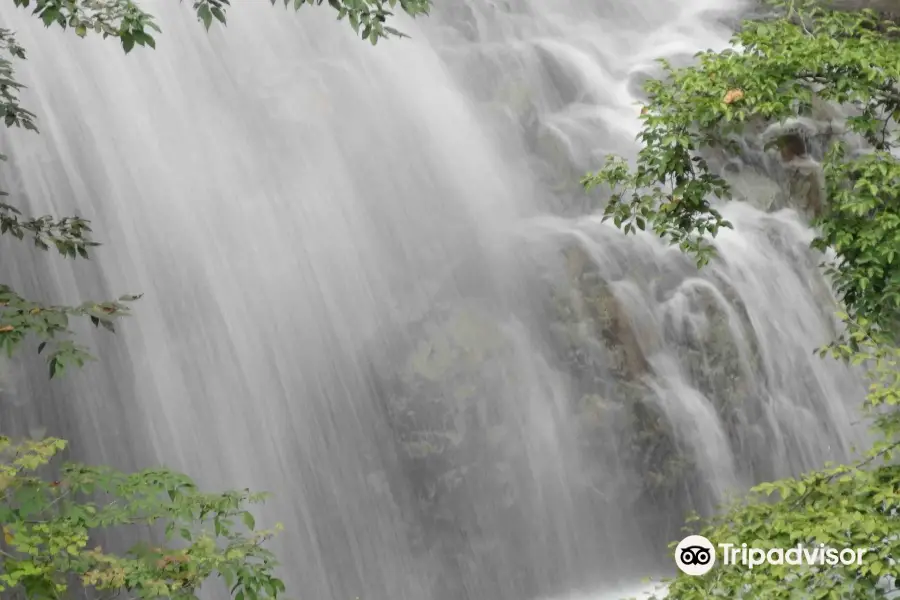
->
(776, 131), (807, 162)
(701, 95), (868, 220)
(826, 0), (899, 12)
(365, 236), (729, 598)
(783, 0), (900, 35)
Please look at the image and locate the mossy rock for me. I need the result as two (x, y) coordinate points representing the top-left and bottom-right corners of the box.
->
(662, 279), (768, 433)
(372, 303), (529, 534)
(573, 386), (697, 504)
(552, 243), (651, 381)
(537, 241), (698, 500)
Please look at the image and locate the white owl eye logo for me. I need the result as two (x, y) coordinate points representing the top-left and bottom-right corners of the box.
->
(674, 535), (717, 576)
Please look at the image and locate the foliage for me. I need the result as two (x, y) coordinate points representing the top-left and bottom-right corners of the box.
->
(583, 0), (900, 335)
(582, 1), (900, 597)
(1, 23), (130, 374)
(9, 0), (431, 50)
(0, 0), (430, 598)
(0, 436), (284, 599)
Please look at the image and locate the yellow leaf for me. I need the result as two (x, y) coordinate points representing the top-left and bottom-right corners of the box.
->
(723, 89), (744, 104)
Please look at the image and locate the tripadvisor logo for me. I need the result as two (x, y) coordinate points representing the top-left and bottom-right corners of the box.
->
(674, 535), (867, 576)
(675, 535), (716, 576)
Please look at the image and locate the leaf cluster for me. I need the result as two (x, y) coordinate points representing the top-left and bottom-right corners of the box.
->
(192, 0), (432, 45)
(10, 0), (430, 52)
(0, 436), (284, 600)
(0, 24), (135, 377)
(583, 0), (900, 333)
(0, 287), (142, 379)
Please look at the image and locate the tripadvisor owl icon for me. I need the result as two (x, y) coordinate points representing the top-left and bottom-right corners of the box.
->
(675, 535), (716, 576)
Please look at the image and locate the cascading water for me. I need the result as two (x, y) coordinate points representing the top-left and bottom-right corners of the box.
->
(0, 1), (873, 599)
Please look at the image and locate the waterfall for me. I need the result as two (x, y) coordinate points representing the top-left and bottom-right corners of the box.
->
(0, 1), (871, 599)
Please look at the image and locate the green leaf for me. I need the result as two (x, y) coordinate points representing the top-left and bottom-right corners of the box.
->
(198, 4), (213, 30)
(48, 356), (59, 378)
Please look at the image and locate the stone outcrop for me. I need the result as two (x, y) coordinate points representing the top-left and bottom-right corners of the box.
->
(707, 101), (861, 220)
(558, 243), (650, 381)
(826, 0), (900, 17)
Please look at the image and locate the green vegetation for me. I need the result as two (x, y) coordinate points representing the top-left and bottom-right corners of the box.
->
(0, 0), (429, 597)
(0, 437), (285, 599)
(10, 0), (899, 596)
(584, 1), (900, 597)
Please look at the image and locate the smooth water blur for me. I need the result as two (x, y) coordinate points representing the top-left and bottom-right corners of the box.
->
(0, 1), (871, 599)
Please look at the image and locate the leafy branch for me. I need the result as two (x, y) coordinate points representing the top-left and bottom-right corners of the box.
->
(0, 287), (142, 378)
(192, 0), (432, 44)
(583, 1), (900, 333)
(8, 0), (431, 53)
(0, 436), (284, 599)
(0, 28), (36, 132)
(0, 203), (99, 259)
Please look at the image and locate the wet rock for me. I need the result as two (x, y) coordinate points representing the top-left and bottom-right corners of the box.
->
(430, 3), (481, 41)
(776, 131), (808, 162)
(762, 117), (820, 159)
(529, 121), (581, 188)
(550, 243), (695, 504)
(371, 301), (541, 579)
(826, 0), (900, 27)
(559, 243), (650, 381)
(372, 235), (771, 577)
(662, 281), (762, 424)
(783, 157), (827, 219)
(725, 168), (787, 212)
(717, 117), (835, 219)
(531, 42), (592, 107)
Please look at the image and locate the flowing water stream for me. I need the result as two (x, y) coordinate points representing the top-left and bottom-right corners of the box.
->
(0, 1), (873, 599)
